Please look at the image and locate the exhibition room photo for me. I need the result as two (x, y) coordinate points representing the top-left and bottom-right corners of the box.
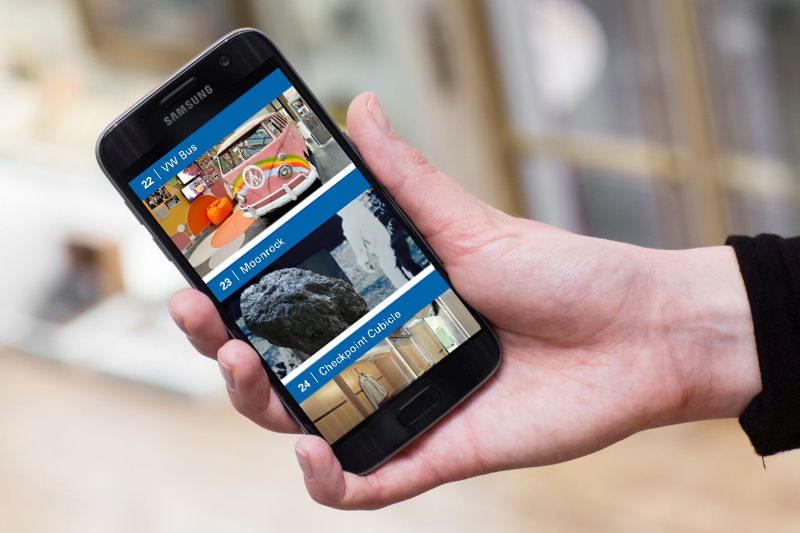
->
(140, 85), (351, 278)
(298, 289), (482, 443)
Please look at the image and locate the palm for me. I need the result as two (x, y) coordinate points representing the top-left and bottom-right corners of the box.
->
(350, 216), (668, 504)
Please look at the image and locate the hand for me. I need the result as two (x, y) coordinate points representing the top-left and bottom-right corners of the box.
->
(169, 92), (762, 509)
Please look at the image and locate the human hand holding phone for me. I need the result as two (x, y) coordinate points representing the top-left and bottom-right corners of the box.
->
(170, 92), (762, 509)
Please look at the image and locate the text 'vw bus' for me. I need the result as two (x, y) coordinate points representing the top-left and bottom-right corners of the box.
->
(214, 111), (318, 218)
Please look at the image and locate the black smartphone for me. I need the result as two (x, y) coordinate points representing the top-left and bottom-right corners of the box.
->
(96, 28), (500, 474)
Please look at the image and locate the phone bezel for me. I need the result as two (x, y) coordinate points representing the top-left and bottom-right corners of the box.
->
(96, 28), (501, 474)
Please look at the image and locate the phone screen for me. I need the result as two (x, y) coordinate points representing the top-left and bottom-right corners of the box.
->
(129, 68), (482, 443)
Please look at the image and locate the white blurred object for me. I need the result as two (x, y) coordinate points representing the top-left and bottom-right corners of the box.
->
(121, 229), (187, 300)
(8, 295), (222, 397)
(0, 155), (205, 396)
(715, 7), (765, 56)
(524, 0), (608, 114)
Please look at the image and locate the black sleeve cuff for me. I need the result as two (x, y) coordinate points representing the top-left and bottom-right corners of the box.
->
(727, 234), (800, 456)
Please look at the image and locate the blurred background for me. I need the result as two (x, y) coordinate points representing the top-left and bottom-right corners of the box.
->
(3, 0), (800, 531)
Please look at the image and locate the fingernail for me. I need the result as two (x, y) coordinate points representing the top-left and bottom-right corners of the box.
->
(367, 93), (393, 134)
(296, 447), (314, 480)
(218, 359), (235, 391)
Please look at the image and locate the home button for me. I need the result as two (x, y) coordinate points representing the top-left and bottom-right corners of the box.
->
(396, 386), (441, 426)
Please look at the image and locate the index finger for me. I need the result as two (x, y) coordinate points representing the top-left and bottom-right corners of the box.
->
(169, 288), (230, 358)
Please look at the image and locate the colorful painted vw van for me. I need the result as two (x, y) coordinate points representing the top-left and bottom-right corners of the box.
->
(214, 111), (318, 218)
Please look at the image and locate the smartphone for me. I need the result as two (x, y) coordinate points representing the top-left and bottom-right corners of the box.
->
(96, 28), (500, 474)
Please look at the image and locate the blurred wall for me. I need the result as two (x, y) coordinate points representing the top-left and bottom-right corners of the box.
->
(485, 0), (800, 248)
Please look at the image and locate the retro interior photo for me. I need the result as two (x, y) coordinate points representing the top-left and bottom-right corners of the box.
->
(300, 289), (481, 443)
(143, 87), (350, 277)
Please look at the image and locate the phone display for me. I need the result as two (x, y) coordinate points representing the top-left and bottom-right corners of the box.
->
(126, 67), (483, 444)
(98, 30), (500, 472)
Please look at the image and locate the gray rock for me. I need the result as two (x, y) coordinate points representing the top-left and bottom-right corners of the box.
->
(240, 268), (370, 358)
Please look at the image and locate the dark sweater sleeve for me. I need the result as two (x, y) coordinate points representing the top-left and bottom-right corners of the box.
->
(727, 234), (800, 456)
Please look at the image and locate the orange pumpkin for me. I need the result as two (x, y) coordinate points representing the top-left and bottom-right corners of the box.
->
(207, 197), (233, 225)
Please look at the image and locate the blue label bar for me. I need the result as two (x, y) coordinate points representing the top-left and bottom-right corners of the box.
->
(208, 169), (369, 300)
(284, 268), (450, 403)
(128, 69), (291, 200)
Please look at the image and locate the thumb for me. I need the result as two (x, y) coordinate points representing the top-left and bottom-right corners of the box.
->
(346, 92), (499, 265)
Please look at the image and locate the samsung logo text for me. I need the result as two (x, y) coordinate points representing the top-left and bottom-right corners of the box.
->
(163, 85), (214, 126)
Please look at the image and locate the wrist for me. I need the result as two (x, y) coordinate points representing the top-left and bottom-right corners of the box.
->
(643, 245), (761, 426)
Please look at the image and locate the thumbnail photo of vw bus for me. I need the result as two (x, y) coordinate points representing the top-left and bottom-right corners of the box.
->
(140, 85), (352, 278)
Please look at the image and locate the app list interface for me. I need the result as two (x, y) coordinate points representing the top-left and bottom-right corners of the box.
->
(129, 69), (481, 443)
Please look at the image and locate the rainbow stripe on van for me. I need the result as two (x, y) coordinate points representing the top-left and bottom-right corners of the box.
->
(230, 154), (311, 195)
